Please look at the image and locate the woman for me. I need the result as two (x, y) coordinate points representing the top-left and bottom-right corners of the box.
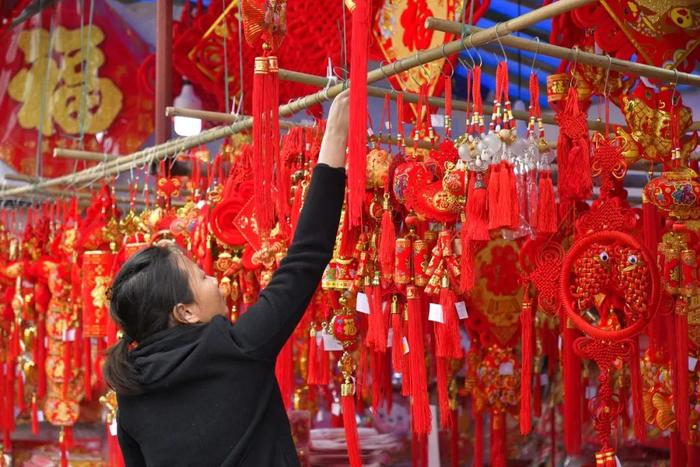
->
(105, 90), (349, 467)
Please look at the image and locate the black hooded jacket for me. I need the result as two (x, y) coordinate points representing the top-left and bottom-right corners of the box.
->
(116, 164), (346, 466)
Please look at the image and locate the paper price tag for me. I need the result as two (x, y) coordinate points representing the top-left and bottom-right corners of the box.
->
(455, 301), (468, 320)
(387, 328), (394, 348)
(322, 331), (343, 352)
(367, 127), (375, 137)
(402, 336), (410, 354)
(498, 362), (514, 375)
(331, 403), (341, 416)
(37, 410), (45, 422)
(109, 420), (118, 436)
(428, 303), (445, 324)
(585, 386), (597, 399)
(356, 292), (370, 314)
(690, 356), (698, 371)
(558, 336), (562, 351)
(385, 121), (392, 130)
(540, 374), (549, 385)
(305, 142), (311, 152)
(62, 328), (77, 342)
(430, 114), (445, 128)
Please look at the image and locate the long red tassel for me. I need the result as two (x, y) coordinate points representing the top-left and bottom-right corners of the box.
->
(436, 357), (453, 429)
(437, 286), (462, 359)
(630, 338), (646, 441)
(275, 339), (294, 410)
(563, 321), (582, 454)
(407, 286), (431, 435)
(520, 295), (533, 435)
(487, 164), (502, 230)
(474, 411), (484, 467)
(467, 172), (489, 241)
(490, 411), (507, 467)
(268, 56), (286, 223)
(307, 328), (319, 385)
(365, 283), (387, 352)
(391, 299), (404, 372)
(450, 414), (459, 467)
(252, 57), (273, 233)
(536, 170), (558, 235)
(674, 303), (690, 442)
(347, 0), (370, 226)
(84, 338), (92, 400)
(379, 197), (396, 278)
(670, 430), (687, 467)
(556, 86), (592, 202)
(342, 382), (362, 467)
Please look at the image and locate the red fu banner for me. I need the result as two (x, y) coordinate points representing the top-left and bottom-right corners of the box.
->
(0, 0), (154, 176)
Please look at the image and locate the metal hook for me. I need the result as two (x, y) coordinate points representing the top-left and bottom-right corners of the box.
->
(468, 34), (482, 67)
(671, 69), (680, 106)
(569, 46), (580, 88)
(414, 52), (432, 83)
(441, 48), (455, 78)
(602, 54), (612, 98)
(378, 61), (392, 81)
(460, 25), (476, 69)
(494, 23), (508, 63)
(530, 36), (540, 76)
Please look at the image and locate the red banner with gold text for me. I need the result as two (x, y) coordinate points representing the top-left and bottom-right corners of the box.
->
(0, 0), (154, 177)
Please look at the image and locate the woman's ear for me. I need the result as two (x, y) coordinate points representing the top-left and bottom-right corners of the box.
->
(172, 303), (200, 324)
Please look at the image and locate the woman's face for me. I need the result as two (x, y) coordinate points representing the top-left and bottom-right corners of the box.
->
(173, 254), (228, 324)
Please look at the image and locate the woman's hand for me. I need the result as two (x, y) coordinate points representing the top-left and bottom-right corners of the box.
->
(317, 89), (350, 169)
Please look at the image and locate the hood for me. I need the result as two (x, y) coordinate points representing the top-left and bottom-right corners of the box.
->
(130, 322), (209, 388)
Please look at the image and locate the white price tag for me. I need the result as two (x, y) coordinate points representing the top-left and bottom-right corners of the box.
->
(322, 331), (343, 352)
(498, 362), (514, 375)
(540, 373), (549, 385)
(387, 328), (394, 348)
(689, 356), (698, 371)
(455, 301), (468, 320)
(62, 328), (76, 342)
(196, 200), (207, 210)
(316, 410), (324, 422)
(356, 292), (370, 314)
(428, 303), (444, 324)
(367, 127), (374, 137)
(37, 410), (45, 422)
(585, 386), (597, 399)
(331, 403), (341, 416)
(402, 336), (410, 355)
(305, 142), (311, 152)
(384, 121), (392, 130)
(430, 114), (445, 128)
(109, 420), (118, 436)
(558, 336), (562, 351)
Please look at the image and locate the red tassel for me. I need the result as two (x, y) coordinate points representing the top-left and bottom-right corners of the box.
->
(347, 0), (370, 226)
(642, 199), (660, 256)
(391, 302), (403, 372)
(490, 411), (507, 467)
(670, 430), (687, 467)
(371, 351), (390, 412)
(506, 163), (520, 230)
(487, 164), (502, 230)
(674, 303), (690, 442)
(379, 201), (396, 278)
(319, 338), (331, 386)
(31, 394), (39, 435)
(365, 284), (387, 353)
(275, 339), (294, 410)
(450, 414), (459, 467)
(630, 338), (646, 441)
(339, 205), (359, 258)
(307, 328), (319, 385)
(474, 412), (484, 467)
(342, 384), (362, 467)
(17, 367), (25, 413)
(84, 338), (92, 400)
(467, 173), (489, 241)
(556, 87), (592, 202)
(407, 286), (432, 435)
(520, 295), (533, 435)
(563, 321), (582, 454)
(536, 170), (558, 235)
(436, 286), (462, 359)
(252, 57), (274, 233)
(436, 357), (453, 429)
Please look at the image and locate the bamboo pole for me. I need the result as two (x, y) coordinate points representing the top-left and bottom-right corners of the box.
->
(426, 20), (700, 88)
(53, 148), (119, 162)
(165, 107), (314, 129)
(0, 0), (594, 199)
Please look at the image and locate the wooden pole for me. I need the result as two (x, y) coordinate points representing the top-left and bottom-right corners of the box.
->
(156, 0), (173, 144)
(426, 20), (700, 88)
(53, 148), (119, 162)
(165, 107), (315, 129)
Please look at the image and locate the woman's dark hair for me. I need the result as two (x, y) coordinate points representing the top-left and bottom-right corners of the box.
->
(103, 245), (195, 395)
